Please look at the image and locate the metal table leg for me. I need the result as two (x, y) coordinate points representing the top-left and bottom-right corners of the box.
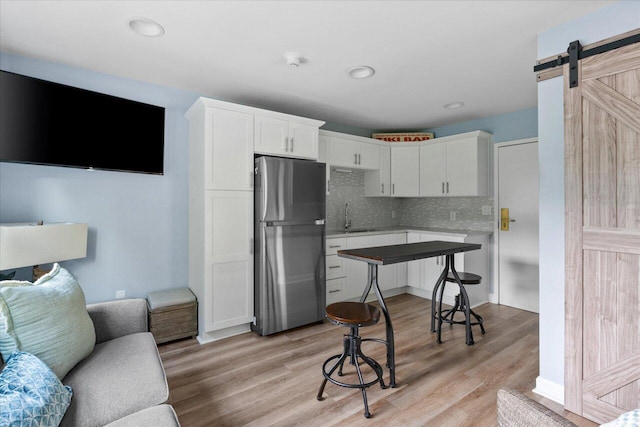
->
(360, 263), (396, 388)
(448, 254), (474, 345)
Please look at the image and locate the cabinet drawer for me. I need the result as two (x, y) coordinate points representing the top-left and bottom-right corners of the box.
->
(326, 278), (345, 304)
(326, 238), (347, 255)
(326, 255), (345, 279)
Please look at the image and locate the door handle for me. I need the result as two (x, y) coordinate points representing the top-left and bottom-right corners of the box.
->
(501, 208), (515, 231)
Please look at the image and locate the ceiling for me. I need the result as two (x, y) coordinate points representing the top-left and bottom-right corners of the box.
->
(0, 0), (615, 131)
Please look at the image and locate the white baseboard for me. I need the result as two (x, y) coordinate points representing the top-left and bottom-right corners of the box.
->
(197, 323), (251, 344)
(533, 376), (564, 405)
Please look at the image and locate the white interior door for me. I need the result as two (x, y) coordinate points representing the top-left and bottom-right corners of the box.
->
(496, 139), (539, 313)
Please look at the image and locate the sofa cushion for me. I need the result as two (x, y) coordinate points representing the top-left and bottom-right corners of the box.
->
(601, 409), (640, 426)
(59, 332), (169, 427)
(104, 405), (180, 427)
(0, 351), (73, 426)
(0, 264), (96, 379)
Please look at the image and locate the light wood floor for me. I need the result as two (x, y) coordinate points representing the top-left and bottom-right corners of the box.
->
(158, 294), (597, 426)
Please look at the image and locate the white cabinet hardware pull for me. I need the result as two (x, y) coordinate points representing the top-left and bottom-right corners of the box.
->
(446, 182), (449, 193)
(328, 265), (341, 269)
(393, 183), (395, 194)
(354, 153), (358, 165)
(329, 245), (342, 248)
(283, 138), (288, 152)
(381, 183), (384, 194)
(442, 182), (445, 194)
(329, 289), (340, 293)
(290, 137), (294, 152)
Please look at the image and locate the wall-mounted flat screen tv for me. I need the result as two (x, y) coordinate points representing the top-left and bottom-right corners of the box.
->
(0, 70), (165, 174)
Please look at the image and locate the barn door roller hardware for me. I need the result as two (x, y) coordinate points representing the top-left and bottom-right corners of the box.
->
(533, 33), (640, 87)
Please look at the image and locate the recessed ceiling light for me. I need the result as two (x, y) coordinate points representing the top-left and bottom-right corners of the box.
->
(443, 101), (465, 109)
(348, 66), (375, 79)
(128, 17), (165, 37)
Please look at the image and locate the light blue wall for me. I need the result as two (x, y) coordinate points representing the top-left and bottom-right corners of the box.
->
(537, 0), (640, 395)
(426, 107), (538, 143)
(0, 52), (200, 303)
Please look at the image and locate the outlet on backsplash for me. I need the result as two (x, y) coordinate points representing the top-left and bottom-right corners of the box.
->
(482, 206), (492, 215)
(449, 211), (457, 221)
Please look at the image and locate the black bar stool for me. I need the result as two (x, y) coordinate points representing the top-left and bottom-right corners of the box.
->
(317, 302), (387, 418)
(431, 266), (485, 345)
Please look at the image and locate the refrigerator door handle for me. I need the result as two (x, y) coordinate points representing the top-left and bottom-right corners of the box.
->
(264, 219), (325, 227)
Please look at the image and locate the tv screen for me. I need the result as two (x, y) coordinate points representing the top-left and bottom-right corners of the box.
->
(0, 70), (165, 174)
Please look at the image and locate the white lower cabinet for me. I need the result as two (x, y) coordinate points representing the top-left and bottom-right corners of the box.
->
(326, 237), (347, 304)
(406, 231), (489, 307)
(326, 233), (407, 303)
(199, 190), (254, 339)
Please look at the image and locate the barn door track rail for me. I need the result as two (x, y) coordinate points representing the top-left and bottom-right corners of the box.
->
(534, 31), (640, 84)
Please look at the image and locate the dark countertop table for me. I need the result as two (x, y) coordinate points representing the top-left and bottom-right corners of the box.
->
(337, 240), (483, 387)
(337, 240), (482, 265)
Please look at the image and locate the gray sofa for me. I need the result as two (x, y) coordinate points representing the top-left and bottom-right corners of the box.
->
(59, 299), (180, 427)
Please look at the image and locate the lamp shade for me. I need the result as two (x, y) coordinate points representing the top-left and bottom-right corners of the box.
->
(0, 222), (88, 270)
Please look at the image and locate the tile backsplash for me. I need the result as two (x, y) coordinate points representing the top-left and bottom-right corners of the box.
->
(326, 169), (494, 232)
(326, 169), (399, 231)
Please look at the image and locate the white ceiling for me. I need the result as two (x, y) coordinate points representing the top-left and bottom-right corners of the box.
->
(0, 0), (615, 131)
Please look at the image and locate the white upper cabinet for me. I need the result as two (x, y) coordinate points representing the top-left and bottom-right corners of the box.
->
(203, 108), (255, 191)
(254, 116), (321, 160)
(419, 141), (447, 196)
(419, 131), (491, 197)
(364, 145), (391, 197)
(391, 145), (420, 197)
(322, 130), (380, 170)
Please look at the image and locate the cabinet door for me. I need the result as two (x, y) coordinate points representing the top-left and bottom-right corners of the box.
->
(288, 122), (318, 160)
(418, 233), (444, 293)
(364, 145), (391, 197)
(328, 138), (359, 168)
(328, 138), (379, 170)
(406, 233), (421, 287)
(391, 146), (420, 197)
(205, 109), (254, 191)
(374, 233), (406, 290)
(345, 235), (376, 300)
(419, 142), (447, 196)
(374, 234), (396, 291)
(357, 141), (380, 170)
(254, 116), (289, 156)
(204, 190), (254, 332)
(446, 136), (483, 196)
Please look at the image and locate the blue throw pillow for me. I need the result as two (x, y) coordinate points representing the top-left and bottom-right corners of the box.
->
(0, 351), (73, 427)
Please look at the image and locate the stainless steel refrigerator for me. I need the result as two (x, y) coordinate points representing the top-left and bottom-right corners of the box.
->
(253, 156), (326, 336)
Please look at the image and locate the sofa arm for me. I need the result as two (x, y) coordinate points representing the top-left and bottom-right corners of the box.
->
(497, 389), (577, 427)
(87, 299), (148, 344)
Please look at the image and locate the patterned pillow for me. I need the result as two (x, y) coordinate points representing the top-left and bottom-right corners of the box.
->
(601, 409), (640, 427)
(0, 264), (95, 379)
(0, 351), (73, 426)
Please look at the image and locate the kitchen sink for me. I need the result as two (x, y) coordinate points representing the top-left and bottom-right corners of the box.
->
(342, 228), (377, 233)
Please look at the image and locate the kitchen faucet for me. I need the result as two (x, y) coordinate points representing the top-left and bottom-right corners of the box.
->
(345, 202), (352, 230)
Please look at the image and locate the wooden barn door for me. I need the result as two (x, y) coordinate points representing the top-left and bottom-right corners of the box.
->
(565, 41), (640, 423)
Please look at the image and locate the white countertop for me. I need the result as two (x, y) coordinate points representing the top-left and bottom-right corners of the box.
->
(326, 226), (492, 238)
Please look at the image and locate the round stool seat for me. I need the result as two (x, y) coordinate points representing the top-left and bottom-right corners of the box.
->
(445, 272), (481, 284)
(326, 302), (380, 327)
